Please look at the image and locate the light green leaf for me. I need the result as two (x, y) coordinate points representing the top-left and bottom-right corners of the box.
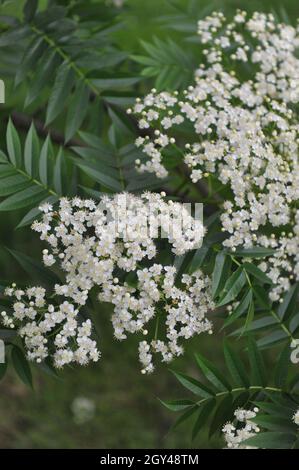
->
(0, 175), (30, 196)
(6, 118), (21, 167)
(0, 186), (47, 211)
(39, 134), (52, 186)
(159, 399), (194, 412)
(24, 123), (40, 177)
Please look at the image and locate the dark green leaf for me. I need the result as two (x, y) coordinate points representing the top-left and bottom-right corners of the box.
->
(247, 337), (267, 387)
(195, 353), (231, 392)
(223, 340), (249, 387)
(217, 267), (246, 307)
(209, 394), (233, 437)
(212, 251), (231, 299)
(244, 432), (296, 449)
(171, 370), (214, 398)
(192, 399), (215, 440)
(65, 81), (89, 142)
(233, 247), (276, 258)
(46, 62), (75, 125)
(277, 283), (299, 321)
(11, 345), (33, 388)
(243, 262), (273, 285)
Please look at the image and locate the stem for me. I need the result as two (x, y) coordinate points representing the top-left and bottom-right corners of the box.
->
(195, 385), (285, 407)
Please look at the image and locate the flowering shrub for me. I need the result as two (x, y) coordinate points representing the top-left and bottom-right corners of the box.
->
(0, 1), (298, 449)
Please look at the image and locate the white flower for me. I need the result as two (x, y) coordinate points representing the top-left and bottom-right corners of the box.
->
(223, 407), (260, 449)
(131, 11), (299, 302)
(293, 409), (299, 426)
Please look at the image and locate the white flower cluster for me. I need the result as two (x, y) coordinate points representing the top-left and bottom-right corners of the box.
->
(100, 265), (213, 373)
(130, 11), (299, 301)
(1, 194), (212, 372)
(293, 408), (299, 426)
(222, 407), (260, 449)
(1, 286), (100, 368)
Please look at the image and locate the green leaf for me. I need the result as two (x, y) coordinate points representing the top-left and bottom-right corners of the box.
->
(25, 50), (60, 108)
(244, 432), (296, 449)
(233, 247), (276, 258)
(187, 244), (209, 274)
(209, 394), (233, 437)
(92, 76), (141, 90)
(217, 267), (247, 307)
(53, 148), (63, 195)
(78, 131), (114, 156)
(170, 370), (214, 399)
(192, 399), (215, 440)
(252, 414), (296, 432)
(0, 175), (30, 196)
(39, 134), (52, 186)
(253, 284), (271, 309)
(24, 123), (40, 177)
(73, 160), (122, 192)
(212, 251), (231, 299)
(6, 118), (21, 167)
(257, 330), (288, 349)
(277, 283), (299, 321)
(223, 340), (250, 387)
(23, 0), (38, 22)
(243, 297), (255, 333)
(11, 345), (33, 388)
(195, 353), (231, 392)
(247, 337), (267, 387)
(159, 399), (194, 412)
(0, 150), (7, 163)
(0, 186), (47, 211)
(223, 289), (252, 329)
(274, 344), (291, 389)
(15, 37), (45, 86)
(243, 262), (273, 284)
(172, 405), (198, 430)
(65, 81), (89, 142)
(16, 195), (58, 229)
(255, 400), (296, 419)
(7, 248), (58, 285)
(46, 62), (75, 125)
(233, 316), (277, 334)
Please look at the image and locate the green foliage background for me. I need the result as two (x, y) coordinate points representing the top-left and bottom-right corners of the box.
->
(0, 0), (298, 449)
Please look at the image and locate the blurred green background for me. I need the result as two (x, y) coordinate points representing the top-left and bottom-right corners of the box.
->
(0, 0), (298, 449)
